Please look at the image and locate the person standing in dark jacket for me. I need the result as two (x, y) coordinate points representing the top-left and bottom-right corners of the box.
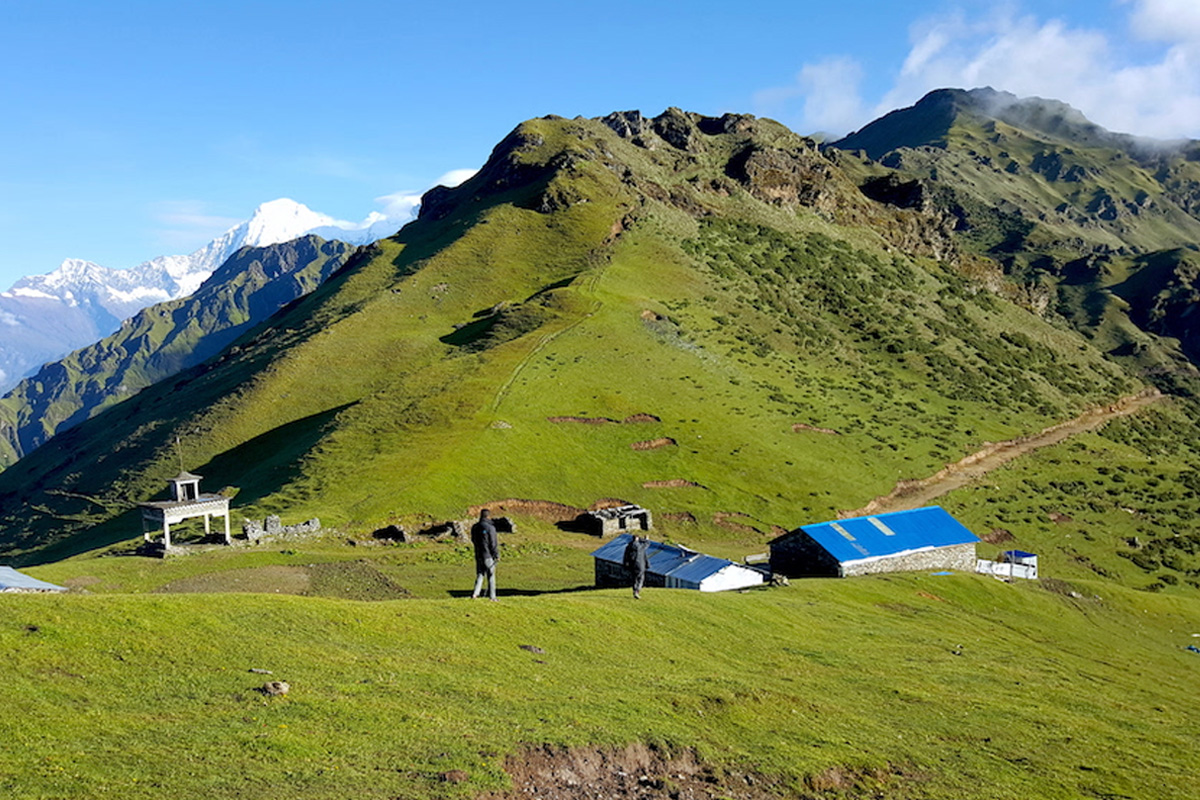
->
(623, 533), (648, 599)
(470, 508), (500, 601)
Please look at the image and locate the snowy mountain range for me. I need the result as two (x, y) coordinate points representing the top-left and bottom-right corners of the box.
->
(0, 198), (415, 393)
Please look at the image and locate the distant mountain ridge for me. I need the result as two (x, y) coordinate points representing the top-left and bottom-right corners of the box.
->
(0, 198), (407, 392)
(830, 86), (1200, 392)
(0, 235), (359, 467)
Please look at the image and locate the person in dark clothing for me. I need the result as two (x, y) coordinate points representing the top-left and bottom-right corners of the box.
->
(623, 533), (648, 599)
(470, 508), (500, 601)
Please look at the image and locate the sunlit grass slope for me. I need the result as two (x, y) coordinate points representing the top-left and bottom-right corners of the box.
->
(0, 110), (1152, 566)
(2, 573), (1198, 800)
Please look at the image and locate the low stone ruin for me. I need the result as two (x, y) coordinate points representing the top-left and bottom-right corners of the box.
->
(579, 504), (653, 536)
(370, 516), (515, 544)
(242, 515), (322, 543)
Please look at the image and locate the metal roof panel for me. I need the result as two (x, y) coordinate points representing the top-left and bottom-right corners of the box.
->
(799, 506), (978, 563)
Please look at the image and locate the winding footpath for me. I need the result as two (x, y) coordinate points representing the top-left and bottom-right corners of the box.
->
(841, 388), (1164, 519)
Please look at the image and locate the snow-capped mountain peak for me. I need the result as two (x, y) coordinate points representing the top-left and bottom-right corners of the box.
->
(0, 196), (418, 394)
(241, 198), (347, 248)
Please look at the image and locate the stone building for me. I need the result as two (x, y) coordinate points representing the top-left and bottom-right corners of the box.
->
(583, 504), (653, 536)
(769, 505), (979, 578)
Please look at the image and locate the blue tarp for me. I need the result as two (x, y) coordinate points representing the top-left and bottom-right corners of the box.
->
(592, 534), (746, 587)
(799, 506), (979, 564)
(0, 566), (67, 592)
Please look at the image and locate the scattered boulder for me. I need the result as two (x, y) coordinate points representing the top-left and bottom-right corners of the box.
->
(243, 519), (265, 542)
(261, 681), (290, 696)
(372, 524), (408, 543)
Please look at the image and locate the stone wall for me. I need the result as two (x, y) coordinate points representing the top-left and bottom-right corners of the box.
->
(242, 515), (321, 542)
(841, 543), (977, 577)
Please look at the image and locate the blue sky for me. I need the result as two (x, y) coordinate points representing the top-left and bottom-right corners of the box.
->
(2, 0), (1198, 288)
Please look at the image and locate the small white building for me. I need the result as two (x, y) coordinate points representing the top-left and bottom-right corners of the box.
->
(977, 550), (1039, 580)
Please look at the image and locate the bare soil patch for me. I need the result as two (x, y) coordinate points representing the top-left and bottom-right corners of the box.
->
(843, 389), (1162, 517)
(549, 412), (662, 424)
(631, 438), (677, 451)
(980, 528), (1015, 545)
(470, 499), (587, 522)
(643, 479), (705, 489)
(590, 498), (633, 510)
(792, 423), (840, 435)
(481, 744), (919, 800)
(478, 743), (783, 800)
(712, 512), (784, 537)
(660, 512), (697, 525)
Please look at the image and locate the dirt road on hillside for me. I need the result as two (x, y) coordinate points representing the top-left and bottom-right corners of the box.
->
(841, 388), (1164, 519)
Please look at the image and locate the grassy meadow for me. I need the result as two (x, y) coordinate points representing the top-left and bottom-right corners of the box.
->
(7, 533), (1200, 800)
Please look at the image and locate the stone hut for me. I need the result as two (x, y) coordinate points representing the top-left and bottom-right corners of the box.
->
(583, 504), (653, 537)
(769, 505), (979, 578)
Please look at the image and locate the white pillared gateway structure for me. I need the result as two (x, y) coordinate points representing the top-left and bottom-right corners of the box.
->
(140, 472), (231, 548)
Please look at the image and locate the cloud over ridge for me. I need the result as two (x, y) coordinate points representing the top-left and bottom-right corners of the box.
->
(758, 0), (1200, 141)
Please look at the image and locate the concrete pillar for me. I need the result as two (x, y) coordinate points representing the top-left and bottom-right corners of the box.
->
(222, 512), (231, 545)
(163, 520), (171, 549)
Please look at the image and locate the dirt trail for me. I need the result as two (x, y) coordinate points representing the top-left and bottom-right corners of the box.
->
(842, 388), (1163, 518)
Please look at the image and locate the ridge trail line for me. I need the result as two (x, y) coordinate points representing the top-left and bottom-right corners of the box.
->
(841, 388), (1164, 519)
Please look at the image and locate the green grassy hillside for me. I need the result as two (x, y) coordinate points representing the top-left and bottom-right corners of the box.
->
(0, 110), (1143, 564)
(3, 564), (1198, 800)
(831, 89), (1200, 397)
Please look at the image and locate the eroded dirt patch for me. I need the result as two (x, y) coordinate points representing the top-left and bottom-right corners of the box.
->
(643, 479), (705, 489)
(631, 438), (677, 451)
(712, 512), (786, 537)
(549, 414), (661, 425)
(791, 423), (840, 435)
(470, 499), (587, 522)
(479, 743), (783, 800)
(843, 388), (1162, 517)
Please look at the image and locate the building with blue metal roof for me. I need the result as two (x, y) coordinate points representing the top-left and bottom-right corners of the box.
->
(591, 534), (765, 592)
(769, 506), (980, 578)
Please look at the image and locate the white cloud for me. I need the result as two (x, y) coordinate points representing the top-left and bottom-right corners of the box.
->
(1128, 0), (1200, 43)
(375, 168), (478, 222)
(755, 58), (867, 138)
(0, 310), (20, 326)
(434, 168), (478, 188)
(375, 190), (423, 221)
(761, 1), (1200, 140)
